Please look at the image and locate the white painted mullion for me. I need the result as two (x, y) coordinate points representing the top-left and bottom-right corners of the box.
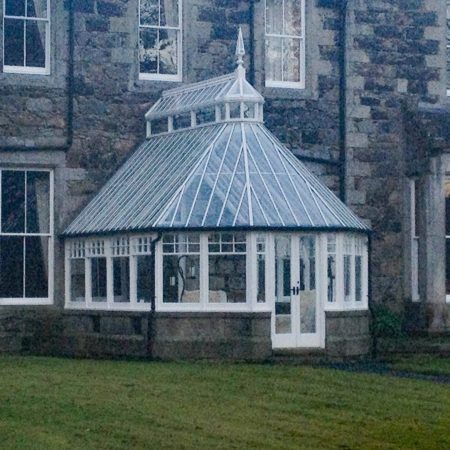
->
(200, 234), (208, 309)
(129, 255), (137, 306)
(64, 242), (71, 306)
(154, 239), (163, 310)
(86, 257), (92, 307)
(247, 233), (256, 311)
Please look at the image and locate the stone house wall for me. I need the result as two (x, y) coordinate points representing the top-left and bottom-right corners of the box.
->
(0, 0), (449, 336)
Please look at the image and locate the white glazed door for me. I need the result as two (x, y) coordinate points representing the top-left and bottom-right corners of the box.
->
(272, 234), (322, 349)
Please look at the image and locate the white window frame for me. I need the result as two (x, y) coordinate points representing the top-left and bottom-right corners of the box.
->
(138, 0), (182, 82)
(65, 231), (369, 313)
(264, 0), (306, 89)
(0, 168), (54, 305)
(323, 233), (368, 311)
(2, 0), (51, 75)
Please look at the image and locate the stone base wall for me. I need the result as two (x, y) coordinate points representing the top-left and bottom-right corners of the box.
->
(0, 309), (272, 361)
(325, 310), (371, 359)
(151, 312), (272, 361)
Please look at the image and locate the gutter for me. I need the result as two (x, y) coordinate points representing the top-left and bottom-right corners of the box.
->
(0, 1), (74, 152)
(338, 0), (348, 202)
(148, 232), (162, 358)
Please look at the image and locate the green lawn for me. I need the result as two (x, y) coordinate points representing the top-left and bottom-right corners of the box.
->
(386, 354), (450, 377)
(0, 356), (449, 450)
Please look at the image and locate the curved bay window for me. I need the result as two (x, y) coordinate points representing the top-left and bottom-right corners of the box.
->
(0, 169), (53, 305)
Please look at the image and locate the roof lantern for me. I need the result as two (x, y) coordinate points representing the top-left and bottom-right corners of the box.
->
(145, 28), (264, 137)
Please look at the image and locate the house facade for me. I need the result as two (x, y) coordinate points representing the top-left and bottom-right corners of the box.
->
(0, 0), (449, 359)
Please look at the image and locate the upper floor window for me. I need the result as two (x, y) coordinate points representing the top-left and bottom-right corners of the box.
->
(0, 169), (53, 304)
(2, 0), (50, 74)
(139, 0), (182, 81)
(265, 0), (305, 89)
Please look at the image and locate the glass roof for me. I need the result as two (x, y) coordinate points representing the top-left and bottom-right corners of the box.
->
(64, 121), (369, 236)
(64, 30), (368, 237)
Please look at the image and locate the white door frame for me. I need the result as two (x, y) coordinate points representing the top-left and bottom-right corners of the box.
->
(271, 233), (325, 349)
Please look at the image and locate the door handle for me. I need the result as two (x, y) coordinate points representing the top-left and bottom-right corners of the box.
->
(291, 286), (299, 295)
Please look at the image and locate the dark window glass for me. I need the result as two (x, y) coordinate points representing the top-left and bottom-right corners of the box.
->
(160, 0), (179, 27)
(91, 258), (107, 301)
(2, 171), (25, 233)
(139, 28), (158, 73)
(140, 0), (159, 26)
(4, 19), (25, 67)
(113, 257), (130, 302)
(25, 20), (46, 68)
(26, 171), (50, 234)
(446, 196), (450, 237)
(27, 0), (48, 18)
(25, 236), (48, 297)
(5, 0), (25, 16)
(0, 236), (24, 298)
(137, 255), (153, 303)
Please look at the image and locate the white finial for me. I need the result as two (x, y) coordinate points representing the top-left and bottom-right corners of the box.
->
(235, 27), (245, 68)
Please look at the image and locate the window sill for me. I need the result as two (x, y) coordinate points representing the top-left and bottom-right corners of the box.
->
(139, 73), (182, 82)
(3, 65), (50, 76)
(0, 298), (53, 306)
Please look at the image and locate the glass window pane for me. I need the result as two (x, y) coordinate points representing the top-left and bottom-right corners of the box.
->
(243, 103), (256, 119)
(159, 29), (178, 75)
(137, 255), (153, 303)
(25, 20), (46, 68)
(4, 19), (25, 67)
(27, 0), (48, 18)
(445, 182), (450, 236)
(160, 0), (179, 27)
(282, 38), (301, 82)
(91, 258), (107, 302)
(5, 0), (25, 16)
(113, 257), (130, 303)
(173, 113), (191, 130)
(284, 0), (302, 35)
(71, 259), (85, 302)
(151, 118), (168, 134)
(0, 236), (24, 298)
(2, 170), (25, 233)
(196, 107), (216, 125)
(140, 0), (159, 26)
(139, 28), (158, 74)
(275, 236), (291, 333)
(265, 0), (283, 34)
(265, 36), (282, 82)
(327, 254), (336, 303)
(355, 255), (362, 302)
(26, 171), (50, 234)
(208, 255), (246, 303)
(25, 236), (48, 297)
(344, 254), (352, 301)
(229, 103), (241, 119)
(257, 253), (265, 303)
(300, 236), (316, 333)
(163, 254), (200, 303)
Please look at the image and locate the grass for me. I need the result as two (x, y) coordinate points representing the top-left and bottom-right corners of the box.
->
(0, 356), (449, 450)
(386, 354), (450, 377)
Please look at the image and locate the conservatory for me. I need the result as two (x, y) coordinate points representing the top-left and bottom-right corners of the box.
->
(64, 33), (370, 356)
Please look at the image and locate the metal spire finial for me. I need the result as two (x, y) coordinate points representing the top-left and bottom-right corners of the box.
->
(235, 27), (245, 68)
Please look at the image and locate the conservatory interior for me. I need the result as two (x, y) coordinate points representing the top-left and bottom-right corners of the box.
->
(64, 33), (370, 353)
